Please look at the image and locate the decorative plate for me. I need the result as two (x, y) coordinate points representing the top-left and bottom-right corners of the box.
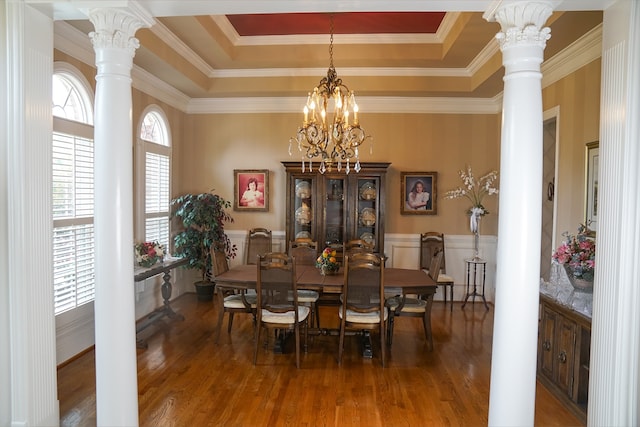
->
(360, 232), (375, 248)
(359, 181), (377, 200)
(295, 181), (311, 199)
(360, 208), (376, 226)
(295, 205), (312, 225)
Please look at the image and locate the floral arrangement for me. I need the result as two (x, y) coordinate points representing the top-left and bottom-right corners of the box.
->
(552, 224), (595, 281)
(444, 165), (499, 215)
(444, 165), (499, 233)
(316, 247), (340, 274)
(135, 241), (165, 267)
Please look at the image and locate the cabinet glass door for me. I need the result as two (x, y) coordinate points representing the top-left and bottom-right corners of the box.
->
(323, 177), (345, 247)
(293, 177), (314, 242)
(356, 177), (379, 250)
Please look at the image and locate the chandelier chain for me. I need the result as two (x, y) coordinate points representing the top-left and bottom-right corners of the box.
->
(329, 14), (334, 70)
(288, 12), (371, 174)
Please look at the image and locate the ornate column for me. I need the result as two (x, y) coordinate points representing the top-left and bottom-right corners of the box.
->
(3, 4), (58, 425)
(483, 2), (553, 425)
(88, 7), (152, 426)
(589, 1), (640, 425)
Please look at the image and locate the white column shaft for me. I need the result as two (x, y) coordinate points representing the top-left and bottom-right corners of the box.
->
(589, 1), (640, 425)
(484, 2), (553, 425)
(89, 8), (151, 427)
(4, 4), (59, 425)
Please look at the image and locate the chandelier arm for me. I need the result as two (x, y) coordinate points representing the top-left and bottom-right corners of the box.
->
(288, 12), (370, 174)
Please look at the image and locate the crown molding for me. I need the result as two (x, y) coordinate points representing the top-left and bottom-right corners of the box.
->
(186, 95), (503, 115)
(541, 23), (602, 88)
(53, 18), (602, 115)
(148, 18), (214, 77)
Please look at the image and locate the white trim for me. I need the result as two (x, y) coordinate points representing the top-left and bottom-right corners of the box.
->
(186, 95), (503, 114)
(542, 24), (603, 88)
(53, 18), (602, 115)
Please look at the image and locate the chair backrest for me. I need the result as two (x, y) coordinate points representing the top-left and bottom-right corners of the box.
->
(246, 228), (273, 264)
(256, 252), (297, 314)
(427, 249), (444, 282)
(343, 253), (384, 314)
(344, 239), (374, 262)
(288, 240), (318, 266)
(420, 232), (447, 273)
(211, 248), (229, 277)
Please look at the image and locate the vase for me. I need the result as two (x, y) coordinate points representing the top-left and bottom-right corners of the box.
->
(470, 212), (482, 260)
(319, 266), (338, 276)
(563, 265), (594, 292)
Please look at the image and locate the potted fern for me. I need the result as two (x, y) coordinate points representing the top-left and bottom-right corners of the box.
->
(171, 190), (237, 301)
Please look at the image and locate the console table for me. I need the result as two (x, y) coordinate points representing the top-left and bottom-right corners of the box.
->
(134, 257), (188, 348)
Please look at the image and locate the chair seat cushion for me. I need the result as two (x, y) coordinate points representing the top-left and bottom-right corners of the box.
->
(384, 287), (402, 300)
(297, 290), (320, 303)
(338, 306), (388, 323)
(422, 269), (454, 284)
(437, 273), (454, 284)
(261, 306), (310, 324)
(386, 296), (427, 313)
(223, 293), (257, 309)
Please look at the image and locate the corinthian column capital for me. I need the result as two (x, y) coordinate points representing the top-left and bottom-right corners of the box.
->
(484, 1), (554, 50)
(88, 7), (152, 55)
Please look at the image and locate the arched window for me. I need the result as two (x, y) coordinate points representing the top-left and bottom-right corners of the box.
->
(137, 107), (171, 251)
(52, 64), (95, 315)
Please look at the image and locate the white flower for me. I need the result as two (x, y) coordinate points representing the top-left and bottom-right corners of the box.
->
(444, 165), (499, 214)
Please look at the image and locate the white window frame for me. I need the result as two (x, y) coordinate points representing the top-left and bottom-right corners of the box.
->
(52, 62), (95, 324)
(135, 105), (172, 253)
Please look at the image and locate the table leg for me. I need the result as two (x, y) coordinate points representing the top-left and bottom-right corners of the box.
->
(136, 270), (184, 348)
(462, 262), (473, 308)
(161, 271), (184, 320)
(361, 331), (373, 358)
(424, 294), (434, 351)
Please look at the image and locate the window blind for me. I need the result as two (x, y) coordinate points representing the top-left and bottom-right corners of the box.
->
(52, 131), (95, 315)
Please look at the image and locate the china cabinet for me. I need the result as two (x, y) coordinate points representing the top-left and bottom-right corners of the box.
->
(282, 162), (390, 254)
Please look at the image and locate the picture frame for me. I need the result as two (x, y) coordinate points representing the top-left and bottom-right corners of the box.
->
(585, 141), (599, 231)
(401, 171), (437, 215)
(234, 169), (269, 212)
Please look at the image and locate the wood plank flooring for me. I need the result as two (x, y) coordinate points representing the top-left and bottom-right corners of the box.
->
(58, 293), (584, 426)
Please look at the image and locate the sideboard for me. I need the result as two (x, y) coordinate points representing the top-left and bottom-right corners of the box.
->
(538, 264), (592, 423)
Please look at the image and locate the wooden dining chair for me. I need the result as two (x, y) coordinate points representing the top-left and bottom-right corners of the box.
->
(213, 248), (256, 343)
(245, 228), (272, 264)
(338, 253), (387, 367)
(420, 232), (455, 310)
(254, 252), (309, 368)
(386, 249), (442, 351)
(288, 241), (321, 328)
(345, 239), (374, 255)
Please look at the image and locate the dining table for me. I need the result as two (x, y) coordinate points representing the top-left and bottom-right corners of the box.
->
(213, 264), (439, 352)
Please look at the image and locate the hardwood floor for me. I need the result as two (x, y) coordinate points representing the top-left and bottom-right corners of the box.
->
(58, 293), (584, 427)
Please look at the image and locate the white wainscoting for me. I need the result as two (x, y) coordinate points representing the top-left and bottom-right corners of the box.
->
(384, 233), (498, 303)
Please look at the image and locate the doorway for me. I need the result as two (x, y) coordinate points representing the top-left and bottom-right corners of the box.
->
(540, 110), (558, 281)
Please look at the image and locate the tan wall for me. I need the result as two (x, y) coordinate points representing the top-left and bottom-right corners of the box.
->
(543, 59), (601, 243)
(55, 49), (600, 243)
(181, 112), (502, 236)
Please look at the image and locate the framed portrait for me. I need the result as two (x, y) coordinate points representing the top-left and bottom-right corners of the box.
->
(401, 171), (437, 215)
(234, 169), (269, 212)
(585, 141), (599, 231)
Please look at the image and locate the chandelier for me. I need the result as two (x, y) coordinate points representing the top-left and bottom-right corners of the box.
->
(288, 15), (370, 174)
